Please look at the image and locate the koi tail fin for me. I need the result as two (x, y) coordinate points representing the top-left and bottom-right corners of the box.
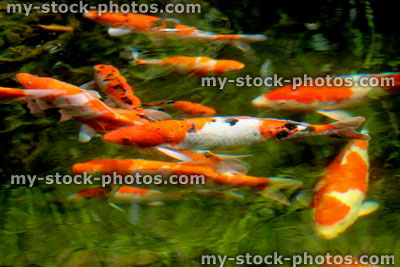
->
(0, 87), (26, 99)
(329, 116), (370, 140)
(131, 49), (161, 65)
(228, 34), (267, 52)
(257, 177), (303, 206)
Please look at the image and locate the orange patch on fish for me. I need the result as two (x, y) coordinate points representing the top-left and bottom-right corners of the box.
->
(314, 195), (351, 226)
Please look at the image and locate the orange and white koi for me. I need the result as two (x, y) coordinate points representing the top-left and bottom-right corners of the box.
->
(103, 116), (368, 150)
(83, 11), (267, 51)
(93, 64), (142, 109)
(140, 100), (216, 116)
(252, 73), (400, 116)
(72, 158), (303, 205)
(312, 132), (379, 239)
(0, 74), (152, 141)
(135, 56), (245, 75)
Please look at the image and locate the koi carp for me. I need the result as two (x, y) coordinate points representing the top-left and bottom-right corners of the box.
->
(103, 116), (369, 150)
(93, 64), (142, 109)
(252, 72), (400, 119)
(68, 185), (179, 205)
(134, 56), (245, 75)
(72, 158), (303, 205)
(0, 74), (156, 142)
(312, 131), (379, 239)
(92, 64), (215, 115)
(83, 11), (267, 51)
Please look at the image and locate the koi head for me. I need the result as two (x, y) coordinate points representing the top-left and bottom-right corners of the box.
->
(94, 64), (117, 77)
(259, 117), (368, 141)
(93, 64), (118, 90)
(16, 73), (43, 89)
(259, 119), (311, 140)
(103, 125), (165, 147)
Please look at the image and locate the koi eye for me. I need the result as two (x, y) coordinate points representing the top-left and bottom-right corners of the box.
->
(204, 152), (212, 158)
(121, 137), (130, 144)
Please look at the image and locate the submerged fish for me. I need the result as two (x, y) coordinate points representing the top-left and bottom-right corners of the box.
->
(72, 158), (303, 205)
(134, 56), (245, 75)
(103, 116), (368, 150)
(252, 73), (400, 117)
(68, 185), (178, 205)
(93, 64), (142, 109)
(33, 24), (74, 32)
(83, 11), (267, 51)
(0, 74), (153, 141)
(312, 133), (379, 239)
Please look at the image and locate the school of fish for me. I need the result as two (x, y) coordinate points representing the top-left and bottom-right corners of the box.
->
(2, 10), (398, 262)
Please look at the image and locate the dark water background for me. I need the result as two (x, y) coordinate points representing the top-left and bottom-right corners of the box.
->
(1, 0), (400, 266)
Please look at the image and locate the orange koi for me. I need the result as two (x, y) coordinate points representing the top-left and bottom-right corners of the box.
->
(73, 158), (302, 205)
(93, 64), (142, 109)
(312, 131), (379, 239)
(0, 74), (152, 141)
(135, 56), (245, 75)
(252, 73), (400, 113)
(103, 116), (368, 150)
(140, 100), (216, 116)
(33, 24), (74, 32)
(83, 11), (267, 51)
(92, 64), (214, 115)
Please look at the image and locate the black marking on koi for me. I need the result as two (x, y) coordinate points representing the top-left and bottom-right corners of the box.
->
(276, 130), (289, 139)
(284, 123), (297, 131)
(225, 118), (239, 126)
(188, 124), (196, 133)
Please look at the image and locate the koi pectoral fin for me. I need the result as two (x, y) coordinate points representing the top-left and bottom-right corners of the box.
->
(79, 124), (99, 142)
(267, 177), (304, 191)
(330, 116), (365, 129)
(257, 187), (290, 206)
(142, 109), (171, 121)
(25, 97), (43, 114)
(317, 110), (353, 121)
(358, 200), (379, 217)
(230, 40), (252, 52)
(80, 80), (97, 90)
(59, 109), (73, 122)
